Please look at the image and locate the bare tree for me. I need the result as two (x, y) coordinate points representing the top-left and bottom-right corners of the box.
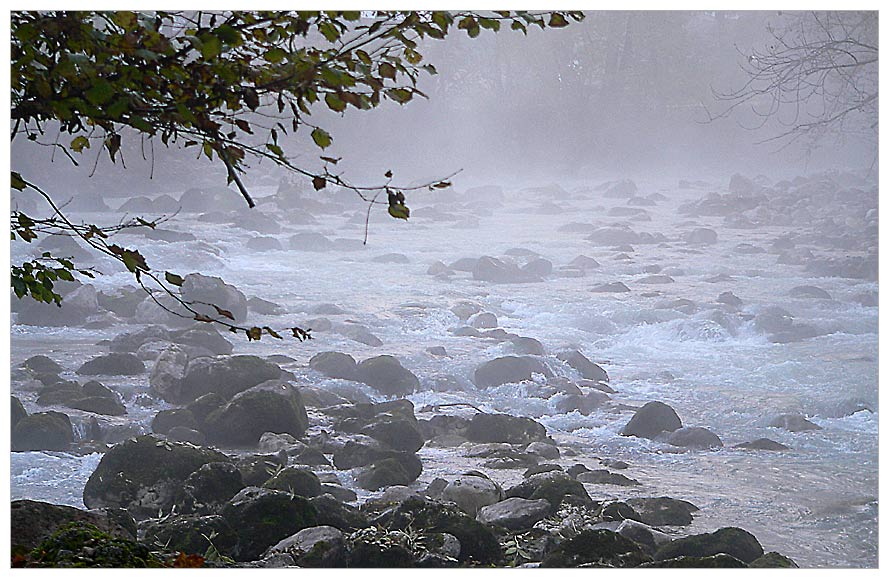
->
(709, 11), (877, 149)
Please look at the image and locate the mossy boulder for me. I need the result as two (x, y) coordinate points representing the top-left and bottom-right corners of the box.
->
(309, 494), (369, 531)
(141, 514), (238, 559)
(354, 355), (420, 396)
(642, 554), (747, 567)
(25, 521), (163, 568)
(202, 380), (308, 447)
(262, 466), (323, 497)
(506, 471), (593, 510)
(221, 487), (319, 561)
(12, 411), (74, 452)
(346, 530), (415, 567)
(11, 499), (136, 553)
(76, 352), (145, 376)
(178, 461), (245, 514)
(749, 551), (799, 568)
(626, 497), (699, 526)
(371, 497), (502, 565)
(236, 453), (286, 487)
(176, 355), (286, 404)
(82, 435), (230, 520)
(540, 528), (651, 567)
(654, 527), (764, 563)
(465, 413), (549, 445)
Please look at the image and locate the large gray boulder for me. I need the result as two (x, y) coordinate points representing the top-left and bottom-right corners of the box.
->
(309, 351), (358, 381)
(354, 355), (419, 396)
(77, 352), (145, 376)
(465, 413), (549, 445)
(441, 474), (503, 516)
(202, 380), (309, 447)
(180, 273), (249, 323)
(476, 497), (551, 530)
(473, 356), (551, 388)
(556, 350), (608, 382)
(666, 426), (723, 449)
(175, 355), (286, 403)
(620, 401), (682, 439)
(12, 411), (74, 452)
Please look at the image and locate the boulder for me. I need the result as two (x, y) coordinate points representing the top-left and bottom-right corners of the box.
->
(685, 228), (718, 245)
(749, 552), (799, 568)
(177, 355), (286, 403)
(332, 399), (424, 453)
(22, 355), (64, 374)
(556, 350), (608, 382)
(68, 395), (127, 417)
(331, 323), (383, 347)
(768, 413), (822, 432)
(522, 258), (553, 277)
(203, 380), (309, 447)
(441, 474), (503, 516)
(465, 413), (549, 444)
(172, 326), (234, 356)
(12, 411), (74, 452)
(788, 285), (832, 300)
(555, 391), (611, 415)
(180, 273), (249, 323)
(625, 497), (699, 526)
(262, 466), (323, 497)
(76, 353), (145, 376)
(140, 514), (238, 560)
(11, 499), (136, 553)
(540, 529), (651, 567)
(354, 355), (420, 396)
(733, 438), (790, 451)
(262, 525), (346, 567)
(577, 470), (640, 486)
(510, 336), (545, 355)
(654, 527), (764, 564)
(355, 457), (421, 491)
(147, 345), (191, 402)
(666, 427), (724, 449)
(222, 487), (319, 561)
(505, 471), (593, 509)
(16, 284), (99, 326)
(473, 256), (542, 284)
(82, 435), (230, 519)
(309, 351), (358, 381)
(289, 232), (334, 251)
(476, 497), (551, 530)
(591, 281), (630, 293)
(12, 395), (28, 429)
(151, 408), (198, 435)
(620, 401), (682, 439)
(473, 356), (551, 388)
(178, 461), (245, 514)
(469, 312), (498, 328)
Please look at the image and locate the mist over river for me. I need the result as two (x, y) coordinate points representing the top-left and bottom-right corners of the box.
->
(10, 167), (877, 567)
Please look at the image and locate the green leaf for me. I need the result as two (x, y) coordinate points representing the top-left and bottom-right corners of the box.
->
(379, 62), (397, 80)
(199, 34), (222, 59)
(165, 271), (184, 286)
(311, 127), (331, 149)
(387, 88), (412, 104)
(11, 172), (27, 191)
(388, 204), (410, 220)
(549, 13), (569, 28)
(266, 143), (284, 158)
(85, 79), (114, 105)
(264, 47), (286, 63)
(318, 21), (340, 42)
(325, 93), (346, 112)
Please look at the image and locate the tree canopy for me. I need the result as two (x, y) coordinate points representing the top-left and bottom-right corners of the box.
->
(10, 10), (583, 341)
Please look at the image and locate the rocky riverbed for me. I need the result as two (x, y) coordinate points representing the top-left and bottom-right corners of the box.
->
(10, 169), (877, 567)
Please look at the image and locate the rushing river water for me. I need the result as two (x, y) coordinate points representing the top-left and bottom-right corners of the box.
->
(10, 171), (878, 567)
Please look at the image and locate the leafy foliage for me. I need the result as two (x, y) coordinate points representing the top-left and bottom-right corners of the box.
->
(10, 10), (583, 339)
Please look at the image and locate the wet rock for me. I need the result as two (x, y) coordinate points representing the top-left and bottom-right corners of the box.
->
(525, 441), (560, 460)
(643, 554), (748, 567)
(332, 399), (424, 453)
(141, 514), (238, 559)
(788, 285), (833, 299)
(151, 408), (198, 435)
(717, 291), (743, 308)
(654, 527), (764, 564)
(355, 457), (419, 491)
(354, 355), (420, 396)
(12, 395), (27, 428)
(621, 401), (682, 439)
(625, 497), (699, 526)
(590, 281), (630, 293)
(16, 283), (99, 326)
(477, 497), (551, 530)
(510, 336), (545, 356)
(522, 258), (553, 277)
(12, 411), (74, 452)
(540, 528), (651, 567)
(309, 351), (359, 380)
(332, 323), (383, 347)
(69, 395), (127, 417)
(506, 471), (593, 509)
(577, 470), (640, 486)
(222, 487), (319, 561)
(473, 256), (542, 284)
(685, 228), (718, 245)
(768, 413), (821, 432)
(83, 435), (230, 519)
(76, 353), (145, 376)
(236, 453), (286, 487)
(426, 346), (449, 356)
(176, 355), (286, 404)
(568, 255), (601, 270)
(172, 326), (234, 356)
(525, 464), (564, 478)
(469, 312), (498, 328)
(473, 356), (551, 388)
(601, 179), (638, 198)
(11, 499), (136, 552)
(262, 466), (323, 497)
(666, 426), (724, 449)
(465, 413), (549, 445)
(555, 391), (611, 415)
(610, 519), (673, 554)
(441, 474), (503, 516)
(203, 380), (309, 446)
(22, 355), (65, 374)
(749, 551), (799, 568)
(167, 427), (206, 445)
(734, 438), (790, 451)
(263, 525), (346, 567)
(557, 350), (608, 382)
(180, 273), (249, 323)
(246, 236), (283, 251)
